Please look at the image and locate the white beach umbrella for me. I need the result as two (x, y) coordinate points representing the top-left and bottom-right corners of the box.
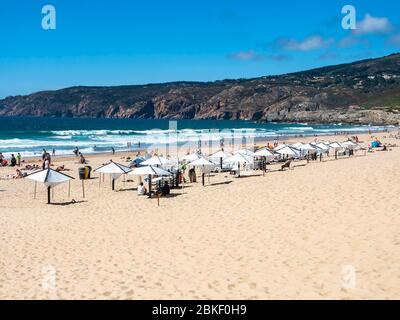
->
(329, 142), (345, 150)
(233, 149), (255, 156)
(253, 148), (275, 160)
(299, 143), (318, 154)
(180, 153), (201, 163)
(129, 165), (172, 176)
(141, 156), (172, 166)
(187, 157), (216, 169)
(274, 146), (300, 158)
(208, 150), (233, 168)
(274, 144), (288, 151)
(291, 142), (304, 149)
(224, 152), (254, 164)
(25, 168), (74, 204)
(187, 157), (216, 185)
(208, 150), (232, 160)
(223, 153), (254, 177)
(94, 161), (132, 190)
(342, 141), (359, 150)
(129, 165), (173, 197)
(314, 142), (329, 152)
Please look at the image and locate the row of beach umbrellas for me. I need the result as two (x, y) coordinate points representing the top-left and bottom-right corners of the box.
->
(24, 139), (360, 203)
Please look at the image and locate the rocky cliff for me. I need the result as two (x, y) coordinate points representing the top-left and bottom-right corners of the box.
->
(1, 53), (400, 125)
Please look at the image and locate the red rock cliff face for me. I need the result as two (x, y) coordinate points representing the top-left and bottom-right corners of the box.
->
(1, 54), (400, 125)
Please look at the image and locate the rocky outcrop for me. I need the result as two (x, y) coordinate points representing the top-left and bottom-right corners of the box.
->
(1, 53), (400, 125)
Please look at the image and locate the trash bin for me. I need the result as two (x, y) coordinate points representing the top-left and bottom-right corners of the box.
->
(79, 167), (86, 180)
(85, 166), (92, 179)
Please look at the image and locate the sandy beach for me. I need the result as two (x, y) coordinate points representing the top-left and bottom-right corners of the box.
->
(1, 131), (400, 300)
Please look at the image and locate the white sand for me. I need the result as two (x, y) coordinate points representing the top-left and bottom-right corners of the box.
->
(0, 132), (399, 299)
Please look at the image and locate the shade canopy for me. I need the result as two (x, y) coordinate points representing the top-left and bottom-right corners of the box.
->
(342, 141), (359, 149)
(95, 161), (132, 174)
(253, 148), (275, 160)
(187, 157), (216, 167)
(208, 150), (232, 160)
(180, 153), (201, 162)
(299, 144), (318, 154)
(329, 142), (344, 150)
(314, 143), (329, 151)
(274, 144), (288, 151)
(94, 161), (132, 180)
(129, 165), (172, 176)
(274, 146), (300, 158)
(233, 149), (255, 156)
(141, 156), (172, 166)
(291, 142), (304, 149)
(224, 153), (254, 164)
(25, 168), (74, 188)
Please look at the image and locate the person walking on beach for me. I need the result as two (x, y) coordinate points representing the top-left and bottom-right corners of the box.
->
(52, 148), (55, 156)
(16, 153), (21, 166)
(73, 147), (79, 157)
(111, 147), (115, 155)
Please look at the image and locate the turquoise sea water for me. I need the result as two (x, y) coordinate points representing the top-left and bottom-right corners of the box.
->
(0, 116), (394, 157)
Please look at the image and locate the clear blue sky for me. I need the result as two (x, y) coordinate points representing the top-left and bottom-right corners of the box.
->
(0, 0), (399, 98)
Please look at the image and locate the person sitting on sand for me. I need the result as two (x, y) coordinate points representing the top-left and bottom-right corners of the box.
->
(56, 165), (66, 172)
(14, 169), (24, 179)
(137, 182), (147, 196)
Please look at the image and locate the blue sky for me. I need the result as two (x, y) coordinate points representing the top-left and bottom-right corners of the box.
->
(0, 0), (399, 98)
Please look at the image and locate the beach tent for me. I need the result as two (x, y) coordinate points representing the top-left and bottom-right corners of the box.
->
(187, 157), (216, 185)
(129, 165), (172, 198)
(208, 150), (232, 168)
(25, 168), (74, 204)
(180, 153), (201, 163)
(141, 156), (172, 167)
(274, 146), (300, 158)
(94, 161), (132, 190)
(233, 149), (255, 156)
(223, 153), (254, 177)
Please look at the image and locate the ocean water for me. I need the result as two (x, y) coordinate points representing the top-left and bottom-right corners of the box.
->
(0, 116), (393, 158)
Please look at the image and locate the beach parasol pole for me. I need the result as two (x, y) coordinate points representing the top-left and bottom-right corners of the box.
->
(68, 180), (71, 198)
(47, 186), (51, 204)
(148, 174), (152, 198)
(82, 180), (85, 198)
(34, 181), (37, 199)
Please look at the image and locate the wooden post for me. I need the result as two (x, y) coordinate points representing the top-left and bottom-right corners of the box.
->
(202, 173), (205, 186)
(112, 178), (115, 191)
(82, 180), (85, 198)
(34, 181), (37, 199)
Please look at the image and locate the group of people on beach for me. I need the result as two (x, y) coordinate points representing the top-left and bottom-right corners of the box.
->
(0, 152), (22, 167)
